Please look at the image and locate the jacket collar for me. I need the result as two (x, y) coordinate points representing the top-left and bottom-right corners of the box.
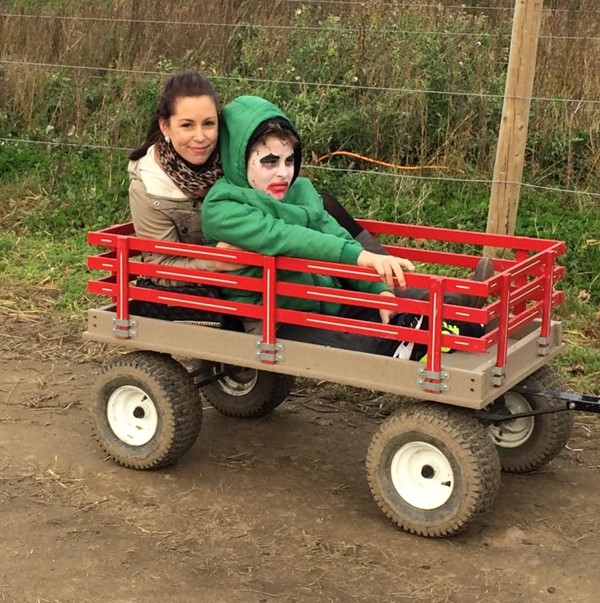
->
(128, 145), (190, 200)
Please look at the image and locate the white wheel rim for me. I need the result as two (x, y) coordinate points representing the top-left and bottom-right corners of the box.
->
(488, 392), (535, 449)
(390, 441), (454, 510)
(214, 366), (258, 397)
(106, 385), (159, 446)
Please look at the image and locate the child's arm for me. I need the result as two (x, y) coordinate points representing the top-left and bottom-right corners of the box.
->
(315, 196), (414, 292)
(203, 191), (364, 266)
(202, 181), (412, 292)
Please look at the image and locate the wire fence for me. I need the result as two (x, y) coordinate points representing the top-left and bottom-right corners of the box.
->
(6, 1), (600, 14)
(2, 133), (598, 200)
(3, 59), (599, 105)
(1, 4), (599, 201)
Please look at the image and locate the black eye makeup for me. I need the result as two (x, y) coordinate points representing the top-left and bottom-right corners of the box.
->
(258, 152), (295, 166)
(259, 153), (279, 164)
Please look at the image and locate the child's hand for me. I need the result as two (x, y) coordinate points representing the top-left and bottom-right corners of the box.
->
(378, 290), (397, 324)
(214, 241), (247, 271)
(357, 250), (415, 290)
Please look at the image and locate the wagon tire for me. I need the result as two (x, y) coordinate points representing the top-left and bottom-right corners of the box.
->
(92, 351), (202, 470)
(366, 402), (501, 537)
(199, 362), (294, 418)
(488, 365), (573, 473)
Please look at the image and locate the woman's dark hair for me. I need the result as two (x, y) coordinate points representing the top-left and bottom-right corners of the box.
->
(129, 70), (218, 161)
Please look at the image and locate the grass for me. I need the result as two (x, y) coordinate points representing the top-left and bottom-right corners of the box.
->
(1, 136), (597, 387)
(0, 232), (94, 315)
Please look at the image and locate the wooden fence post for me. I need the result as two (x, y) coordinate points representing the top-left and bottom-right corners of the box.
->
(486, 0), (544, 242)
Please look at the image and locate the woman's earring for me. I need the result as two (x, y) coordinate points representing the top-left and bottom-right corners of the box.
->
(165, 136), (171, 144)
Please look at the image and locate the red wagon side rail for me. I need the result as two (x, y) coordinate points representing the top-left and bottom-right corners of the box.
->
(87, 220), (565, 390)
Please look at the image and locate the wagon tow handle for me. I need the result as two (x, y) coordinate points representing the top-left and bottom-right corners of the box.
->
(475, 387), (600, 422)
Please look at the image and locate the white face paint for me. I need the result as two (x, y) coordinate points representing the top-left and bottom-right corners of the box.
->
(159, 95), (218, 165)
(246, 135), (295, 200)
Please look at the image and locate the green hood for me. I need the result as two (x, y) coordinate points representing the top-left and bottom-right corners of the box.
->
(219, 95), (300, 187)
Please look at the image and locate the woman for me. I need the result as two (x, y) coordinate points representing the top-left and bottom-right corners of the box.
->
(128, 70), (223, 284)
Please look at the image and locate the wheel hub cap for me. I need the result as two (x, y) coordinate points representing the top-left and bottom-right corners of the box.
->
(106, 385), (158, 446)
(214, 365), (258, 396)
(391, 441), (454, 509)
(488, 392), (535, 448)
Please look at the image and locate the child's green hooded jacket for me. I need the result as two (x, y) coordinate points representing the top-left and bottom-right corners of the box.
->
(202, 95), (387, 314)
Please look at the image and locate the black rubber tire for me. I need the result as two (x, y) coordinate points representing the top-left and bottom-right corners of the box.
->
(489, 365), (574, 473)
(366, 402), (501, 537)
(92, 351), (202, 470)
(199, 362), (295, 418)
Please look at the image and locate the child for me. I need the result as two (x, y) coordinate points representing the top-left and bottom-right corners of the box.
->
(202, 96), (478, 358)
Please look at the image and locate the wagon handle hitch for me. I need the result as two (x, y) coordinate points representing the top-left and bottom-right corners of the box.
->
(475, 387), (600, 422)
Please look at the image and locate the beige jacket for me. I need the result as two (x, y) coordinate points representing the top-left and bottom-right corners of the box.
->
(128, 145), (216, 285)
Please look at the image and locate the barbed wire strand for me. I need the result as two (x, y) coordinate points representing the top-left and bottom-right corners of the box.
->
(307, 164), (600, 198)
(0, 13), (511, 37)
(3, 60), (600, 106)
(2, 13), (599, 41)
(2, 137), (598, 199)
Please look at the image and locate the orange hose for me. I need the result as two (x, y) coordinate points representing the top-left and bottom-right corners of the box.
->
(316, 150), (465, 174)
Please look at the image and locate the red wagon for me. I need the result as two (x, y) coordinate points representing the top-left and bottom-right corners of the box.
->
(84, 219), (597, 537)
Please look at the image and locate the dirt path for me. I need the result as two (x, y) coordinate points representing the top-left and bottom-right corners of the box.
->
(1, 314), (599, 603)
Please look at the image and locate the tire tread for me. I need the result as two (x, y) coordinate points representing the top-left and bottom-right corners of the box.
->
(200, 363), (294, 418)
(366, 402), (501, 537)
(92, 351), (201, 470)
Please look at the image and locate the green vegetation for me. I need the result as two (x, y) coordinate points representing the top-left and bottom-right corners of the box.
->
(1, 0), (598, 391)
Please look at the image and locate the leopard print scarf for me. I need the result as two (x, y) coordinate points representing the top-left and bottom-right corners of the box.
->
(156, 139), (223, 200)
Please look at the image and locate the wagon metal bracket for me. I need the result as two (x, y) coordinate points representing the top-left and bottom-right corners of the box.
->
(536, 336), (552, 356)
(417, 368), (450, 392)
(256, 341), (284, 363)
(112, 317), (137, 339)
(492, 366), (505, 386)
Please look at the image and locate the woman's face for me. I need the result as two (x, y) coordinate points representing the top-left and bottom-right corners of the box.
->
(246, 135), (295, 200)
(159, 95), (218, 165)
